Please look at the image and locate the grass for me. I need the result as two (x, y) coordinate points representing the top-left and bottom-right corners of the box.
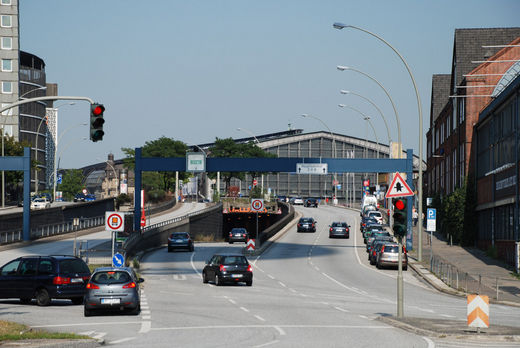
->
(511, 272), (520, 280)
(0, 320), (90, 341)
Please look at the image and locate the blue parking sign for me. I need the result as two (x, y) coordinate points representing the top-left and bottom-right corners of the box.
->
(427, 208), (436, 220)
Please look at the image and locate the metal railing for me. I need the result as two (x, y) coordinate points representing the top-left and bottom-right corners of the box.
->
(0, 215), (105, 244)
(430, 253), (518, 302)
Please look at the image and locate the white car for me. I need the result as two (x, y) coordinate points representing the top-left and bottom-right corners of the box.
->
(292, 197), (304, 205)
(367, 210), (383, 224)
(30, 198), (51, 210)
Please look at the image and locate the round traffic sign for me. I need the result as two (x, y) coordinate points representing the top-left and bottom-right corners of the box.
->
(112, 253), (124, 267)
(251, 199), (264, 211)
(107, 213), (123, 230)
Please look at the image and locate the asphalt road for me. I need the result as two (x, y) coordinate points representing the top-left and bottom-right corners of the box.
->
(0, 204), (518, 347)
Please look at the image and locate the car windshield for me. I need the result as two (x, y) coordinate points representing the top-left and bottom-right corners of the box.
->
(369, 212), (381, 217)
(92, 271), (132, 284)
(222, 256), (248, 265)
(59, 259), (90, 274)
(171, 233), (188, 238)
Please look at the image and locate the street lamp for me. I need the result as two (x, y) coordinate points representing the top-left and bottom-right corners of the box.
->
(1, 86), (48, 207)
(34, 102), (75, 194)
(52, 123), (87, 201)
(340, 90), (391, 146)
(337, 66), (401, 157)
(301, 114), (338, 202)
(334, 22), (425, 266)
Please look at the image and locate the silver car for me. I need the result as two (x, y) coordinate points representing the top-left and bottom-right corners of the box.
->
(376, 243), (408, 270)
(84, 267), (144, 316)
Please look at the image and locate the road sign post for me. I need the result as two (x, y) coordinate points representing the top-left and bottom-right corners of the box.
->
(251, 199), (264, 249)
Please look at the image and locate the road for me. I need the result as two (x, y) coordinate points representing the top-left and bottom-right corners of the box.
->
(0, 204), (518, 347)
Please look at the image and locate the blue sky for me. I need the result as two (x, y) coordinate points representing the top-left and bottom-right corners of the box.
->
(19, 0), (520, 168)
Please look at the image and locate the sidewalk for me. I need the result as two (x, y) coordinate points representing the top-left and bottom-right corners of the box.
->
(408, 223), (520, 306)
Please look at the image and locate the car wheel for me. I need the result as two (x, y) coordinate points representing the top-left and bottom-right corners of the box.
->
(71, 297), (83, 305)
(168, 247), (172, 252)
(246, 280), (252, 286)
(190, 244), (194, 252)
(215, 274), (221, 286)
(19, 297), (31, 304)
(130, 304), (141, 315)
(229, 241), (234, 244)
(403, 266), (408, 271)
(376, 262), (381, 269)
(36, 289), (51, 306)
(203, 272), (208, 284)
(84, 306), (92, 317)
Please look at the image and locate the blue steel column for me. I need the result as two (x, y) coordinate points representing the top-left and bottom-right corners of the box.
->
(134, 147), (142, 232)
(406, 149), (414, 251)
(23, 147), (31, 241)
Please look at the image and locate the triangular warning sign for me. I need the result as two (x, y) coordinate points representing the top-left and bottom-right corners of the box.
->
(385, 172), (414, 198)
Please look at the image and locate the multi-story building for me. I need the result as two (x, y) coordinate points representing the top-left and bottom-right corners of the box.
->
(427, 28), (520, 265)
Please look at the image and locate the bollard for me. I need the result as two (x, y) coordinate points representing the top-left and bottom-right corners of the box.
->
(456, 270), (459, 290)
(465, 273), (468, 294)
(496, 277), (499, 301)
(478, 274), (482, 295)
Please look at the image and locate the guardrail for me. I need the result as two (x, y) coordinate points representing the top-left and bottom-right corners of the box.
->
(0, 215), (105, 245)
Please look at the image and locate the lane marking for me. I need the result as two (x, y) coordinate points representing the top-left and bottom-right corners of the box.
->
(422, 336), (435, 348)
(334, 306), (350, 313)
(289, 288), (297, 293)
(228, 299), (237, 305)
(439, 314), (455, 318)
(254, 315), (266, 322)
(274, 326), (286, 336)
(267, 274), (275, 280)
(139, 321), (151, 334)
(109, 337), (136, 344)
(278, 281), (287, 288)
(190, 251), (200, 276)
(240, 306), (250, 313)
(255, 340), (280, 348)
(151, 324), (393, 331)
(142, 315), (151, 320)
(32, 321), (143, 328)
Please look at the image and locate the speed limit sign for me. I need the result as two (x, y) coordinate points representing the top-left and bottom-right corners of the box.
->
(251, 199), (264, 212)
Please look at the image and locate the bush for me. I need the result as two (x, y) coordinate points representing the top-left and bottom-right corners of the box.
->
(147, 189), (165, 203)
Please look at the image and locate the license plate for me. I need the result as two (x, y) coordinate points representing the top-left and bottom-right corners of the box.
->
(71, 278), (83, 283)
(175, 239), (183, 242)
(232, 274), (243, 278)
(101, 298), (120, 305)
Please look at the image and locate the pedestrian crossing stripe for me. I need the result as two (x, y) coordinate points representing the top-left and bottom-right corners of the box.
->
(467, 294), (489, 328)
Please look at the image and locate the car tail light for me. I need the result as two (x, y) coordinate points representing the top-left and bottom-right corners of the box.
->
(123, 282), (136, 289)
(53, 276), (71, 285)
(312, 223), (315, 227)
(297, 224), (301, 227)
(86, 282), (99, 289)
(82, 276), (91, 281)
(247, 265), (253, 272)
(381, 245), (385, 252)
(242, 234), (246, 237)
(403, 246), (407, 253)
(329, 228), (333, 232)
(346, 228), (349, 232)
(219, 265), (226, 272)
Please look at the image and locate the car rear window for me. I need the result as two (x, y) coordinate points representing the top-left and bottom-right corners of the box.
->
(384, 246), (399, 253)
(301, 218), (313, 223)
(333, 223), (347, 227)
(59, 259), (90, 274)
(231, 228), (246, 233)
(222, 256), (248, 265)
(92, 271), (131, 284)
(171, 233), (188, 238)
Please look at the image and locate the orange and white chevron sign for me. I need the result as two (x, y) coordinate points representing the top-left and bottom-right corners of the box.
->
(467, 294), (489, 328)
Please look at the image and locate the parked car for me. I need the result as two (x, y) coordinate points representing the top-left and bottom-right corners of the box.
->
(84, 267), (144, 316)
(30, 198), (51, 210)
(292, 197), (304, 205)
(85, 194), (96, 202)
(168, 232), (194, 252)
(297, 217), (317, 232)
(329, 222), (349, 238)
(367, 210), (383, 224)
(363, 224), (385, 243)
(202, 254), (252, 286)
(304, 198), (319, 208)
(366, 231), (392, 252)
(360, 217), (379, 232)
(0, 255), (91, 306)
(368, 237), (394, 263)
(228, 228), (249, 244)
(376, 243), (408, 270)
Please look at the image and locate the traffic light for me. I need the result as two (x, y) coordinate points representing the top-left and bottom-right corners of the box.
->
(90, 103), (105, 142)
(392, 198), (407, 238)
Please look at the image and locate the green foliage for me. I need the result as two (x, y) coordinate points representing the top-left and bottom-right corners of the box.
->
(115, 193), (132, 209)
(1, 135), (34, 200)
(57, 169), (84, 201)
(249, 185), (264, 198)
(122, 136), (189, 193)
(147, 189), (165, 203)
(212, 191), (220, 203)
(443, 185), (466, 244)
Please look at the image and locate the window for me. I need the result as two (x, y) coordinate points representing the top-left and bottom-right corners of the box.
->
(0, 260), (20, 276)
(458, 98), (465, 124)
(2, 81), (12, 94)
(1, 0), (12, 5)
(440, 122), (445, 143)
(1, 59), (11, 72)
(1, 37), (12, 49)
(1, 15), (11, 27)
(1, 103), (13, 116)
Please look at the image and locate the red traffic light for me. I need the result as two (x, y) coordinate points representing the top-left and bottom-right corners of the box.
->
(92, 105), (105, 116)
(394, 199), (405, 210)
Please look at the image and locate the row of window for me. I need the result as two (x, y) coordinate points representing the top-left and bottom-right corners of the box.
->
(477, 205), (516, 242)
(428, 143), (465, 194)
(428, 99), (466, 156)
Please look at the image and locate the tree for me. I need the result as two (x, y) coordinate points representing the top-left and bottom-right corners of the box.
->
(57, 169), (84, 201)
(122, 137), (189, 192)
(1, 135), (34, 201)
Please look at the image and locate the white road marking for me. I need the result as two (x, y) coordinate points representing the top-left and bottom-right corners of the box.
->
(422, 336), (435, 348)
(289, 288), (297, 293)
(255, 340), (280, 347)
(190, 251), (200, 276)
(228, 299), (237, 305)
(240, 306), (250, 313)
(109, 337), (136, 344)
(139, 321), (151, 333)
(151, 324), (393, 331)
(334, 306), (350, 313)
(278, 281), (287, 288)
(274, 326), (286, 335)
(267, 274), (275, 280)
(439, 314), (456, 318)
(141, 310), (151, 315)
(142, 315), (151, 320)
(173, 274), (187, 280)
(33, 322), (143, 328)
(254, 315), (266, 322)
(359, 315), (368, 319)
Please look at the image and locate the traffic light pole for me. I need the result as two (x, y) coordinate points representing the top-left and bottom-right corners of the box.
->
(397, 236), (404, 318)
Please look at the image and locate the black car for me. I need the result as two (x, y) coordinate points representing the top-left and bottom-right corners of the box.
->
(228, 228), (249, 244)
(360, 216), (378, 232)
(329, 222), (350, 238)
(297, 217), (317, 232)
(0, 255), (91, 306)
(304, 198), (319, 207)
(202, 254), (252, 286)
(168, 232), (194, 252)
(73, 193), (86, 202)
